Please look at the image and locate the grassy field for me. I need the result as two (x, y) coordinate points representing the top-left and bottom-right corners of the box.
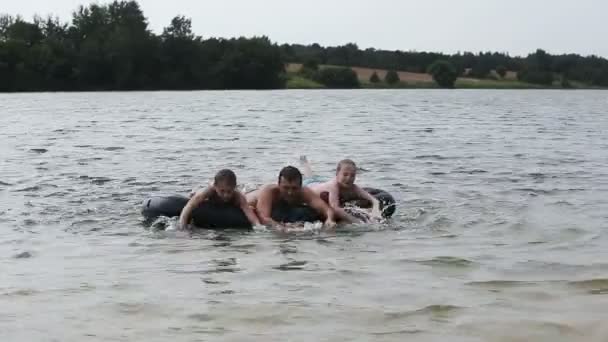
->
(286, 75), (325, 89)
(285, 63), (597, 90)
(359, 80), (437, 89)
(454, 79), (543, 89)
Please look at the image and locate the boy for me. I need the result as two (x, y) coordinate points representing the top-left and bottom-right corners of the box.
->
(179, 169), (260, 229)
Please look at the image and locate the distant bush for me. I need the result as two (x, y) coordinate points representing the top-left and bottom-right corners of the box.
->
(369, 71), (380, 83)
(496, 65), (507, 78)
(385, 70), (400, 85)
(302, 59), (319, 71)
(314, 67), (360, 88)
(299, 59), (320, 78)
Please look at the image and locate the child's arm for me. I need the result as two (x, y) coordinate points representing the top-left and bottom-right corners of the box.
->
(179, 189), (211, 229)
(353, 185), (383, 218)
(303, 188), (336, 228)
(328, 183), (363, 224)
(238, 192), (261, 226)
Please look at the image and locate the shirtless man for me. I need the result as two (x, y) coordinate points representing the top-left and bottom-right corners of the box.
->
(247, 166), (337, 229)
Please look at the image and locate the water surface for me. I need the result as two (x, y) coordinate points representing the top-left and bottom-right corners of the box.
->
(1, 90), (608, 341)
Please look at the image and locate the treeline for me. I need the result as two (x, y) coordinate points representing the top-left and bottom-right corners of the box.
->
(0, 1), (284, 91)
(281, 43), (608, 87)
(1, 0), (608, 91)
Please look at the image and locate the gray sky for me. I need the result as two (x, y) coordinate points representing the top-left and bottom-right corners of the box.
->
(3, 0), (607, 57)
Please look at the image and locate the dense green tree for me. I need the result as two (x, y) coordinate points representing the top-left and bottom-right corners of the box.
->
(0, 1), (286, 91)
(302, 58), (319, 71)
(469, 65), (490, 78)
(162, 15), (193, 39)
(0, 15), (14, 41)
(428, 60), (458, 88)
(215, 37), (286, 89)
(314, 67), (359, 88)
(517, 68), (554, 85)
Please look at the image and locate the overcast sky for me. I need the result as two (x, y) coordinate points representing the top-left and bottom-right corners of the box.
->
(2, 0), (606, 57)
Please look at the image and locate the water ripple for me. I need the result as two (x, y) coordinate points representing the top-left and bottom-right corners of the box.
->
(1, 90), (607, 341)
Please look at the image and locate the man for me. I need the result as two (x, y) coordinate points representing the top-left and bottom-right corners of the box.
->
(247, 166), (337, 229)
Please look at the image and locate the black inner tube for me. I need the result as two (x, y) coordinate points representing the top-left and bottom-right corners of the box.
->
(141, 195), (322, 229)
(191, 202), (251, 229)
(141, 187), (396, 229)
(141, 195), (188, 221)
(345, 187), (396, 218)
(271, 202), (322, 224)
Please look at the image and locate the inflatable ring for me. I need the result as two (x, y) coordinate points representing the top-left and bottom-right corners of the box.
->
(346, 187), (396, 218)
(141, 195), (322, 229)
(140, 187), (396, 229)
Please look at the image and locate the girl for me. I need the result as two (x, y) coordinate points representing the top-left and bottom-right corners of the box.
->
(300, 156), (383, 223)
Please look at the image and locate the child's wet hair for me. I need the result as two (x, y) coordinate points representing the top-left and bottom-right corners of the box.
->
(214, 169), (237, 187)
(336, 159), (357, 174)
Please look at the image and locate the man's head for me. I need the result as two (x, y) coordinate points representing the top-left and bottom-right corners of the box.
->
(213, 169), (237, 202)
(336, 159), (357, 187)
(278, 166), (303, 202)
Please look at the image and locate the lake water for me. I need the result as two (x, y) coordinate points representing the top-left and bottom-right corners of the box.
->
(1, 90), (608, 341)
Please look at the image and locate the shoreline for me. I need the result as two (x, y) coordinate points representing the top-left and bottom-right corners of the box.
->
(0, 86), (606, 94)
(284, 81), (607, 90)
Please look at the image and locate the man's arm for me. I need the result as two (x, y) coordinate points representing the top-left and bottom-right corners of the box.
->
(255, 186), (281, 227)
(245, 189), (258, 206)
(303, 188), (336, 227)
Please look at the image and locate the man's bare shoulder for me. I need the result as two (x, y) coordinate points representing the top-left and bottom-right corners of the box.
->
(302, 186), (324, 201)
(247, 184), (277, 202)
(310, 179), (337, 192)
(301, 186), (314, 196)
(253, 184), (280, 200)
(259, 184), (279, 192)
